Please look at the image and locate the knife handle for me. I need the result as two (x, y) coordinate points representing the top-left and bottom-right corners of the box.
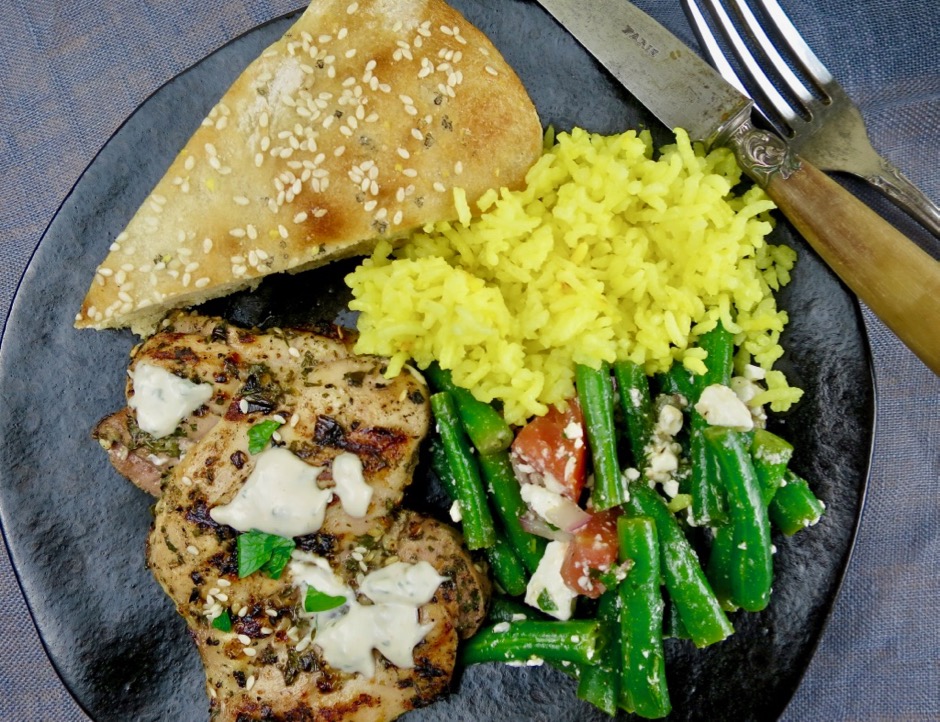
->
(727, 124), (940, 375)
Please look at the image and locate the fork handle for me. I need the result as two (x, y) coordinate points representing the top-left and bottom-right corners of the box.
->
(727, 123), (940, 375)
(865, 157), (940, 239)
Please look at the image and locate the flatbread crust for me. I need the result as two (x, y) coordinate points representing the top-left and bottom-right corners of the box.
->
(76, 0), (542, 335)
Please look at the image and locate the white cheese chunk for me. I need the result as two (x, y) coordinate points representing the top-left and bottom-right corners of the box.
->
(331, 452), (372, 518)
(209, 448), (331, 537)
(520, 483), (589, 530)
(525, 540), (577, 620)
(694, 384), (754, 431)
(129, 362), (213, 438)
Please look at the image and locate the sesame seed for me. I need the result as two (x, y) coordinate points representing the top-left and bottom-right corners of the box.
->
(411, 128), (423, 141)
(243, 648), (257, 657)
(485, 65), (498, 76)
(246, 224), (258, 240)
(433, 182), (446, 193)
(186, 545), (199, 555)
(364, 200), (377, 212)
(181, 476), (193, 486)
(402, 168), (418, 178)
(203, 238), (213, 253)
(290, 414), (300, 427)
(239, 399), (249, 413)
(239, 606), (249, 617)
(393, 210), (403, 225)
(237, 634), (252, 646)
(246, 676), (256, 692)
(254, 153), (264, 167)
(217, 579), (231, 588)
(184, 156), (195, 171)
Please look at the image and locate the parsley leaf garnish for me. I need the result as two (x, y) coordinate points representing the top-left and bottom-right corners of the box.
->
(536, 589), (558, 612)
(211, 610), (232, 632)
(247, 419), (283, 454)
(304, 587), (347, 613)
(237, 529), (296, 579)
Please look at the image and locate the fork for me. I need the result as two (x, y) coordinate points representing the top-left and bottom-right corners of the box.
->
(682, 0), (940, 239)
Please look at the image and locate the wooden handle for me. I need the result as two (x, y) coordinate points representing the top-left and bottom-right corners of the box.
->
(764, 158), (940, 375)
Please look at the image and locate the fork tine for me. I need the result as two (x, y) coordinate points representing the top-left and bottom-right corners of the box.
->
(758, 0), (835, 93)
(683, 0), (753, 99)
(730, 0), (816, 109)
(693, 0), (799, 135)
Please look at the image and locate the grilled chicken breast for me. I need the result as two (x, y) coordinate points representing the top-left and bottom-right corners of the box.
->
(96, 312), (490, 721)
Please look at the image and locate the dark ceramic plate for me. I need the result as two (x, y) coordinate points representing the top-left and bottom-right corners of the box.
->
(0, 2), (874, 721)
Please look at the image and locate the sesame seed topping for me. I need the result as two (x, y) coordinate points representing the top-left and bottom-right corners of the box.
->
(237, 634), (252, 645)
(239, 606), (250, 617)
(186, 545), (199, 555)
(246, 676), (256, 692)
(243, 648), (257, 657)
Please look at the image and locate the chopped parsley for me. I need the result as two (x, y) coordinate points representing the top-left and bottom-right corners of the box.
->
(303, 588), (347, 613)
(536, 589), (558, 613)
(211, 610), (232, 632)
(247, 419), (283, 454)
(237, 529), (296, 579)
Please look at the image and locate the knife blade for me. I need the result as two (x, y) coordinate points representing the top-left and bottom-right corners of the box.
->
(536, 0), (940, 375)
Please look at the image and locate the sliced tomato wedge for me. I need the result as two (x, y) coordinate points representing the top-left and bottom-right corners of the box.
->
(560, 509), (621, 598)
(510, 400), (586, 502)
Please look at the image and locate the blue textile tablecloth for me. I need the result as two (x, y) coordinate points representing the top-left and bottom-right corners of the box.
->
(0, 0), (936, 719)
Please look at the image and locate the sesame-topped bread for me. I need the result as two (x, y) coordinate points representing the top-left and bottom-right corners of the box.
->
(75, 0), (542, 336)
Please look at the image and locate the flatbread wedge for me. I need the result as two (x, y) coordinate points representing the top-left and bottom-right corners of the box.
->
(75, 0), (542, 335)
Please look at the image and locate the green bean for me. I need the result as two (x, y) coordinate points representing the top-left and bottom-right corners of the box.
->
(749, 429), (794, 506)
(429, 392), (496, 550)
(697, 323), (735, 389)
(430, 438), (526, 592)
(477, 451), (547, 573)
(688, 414), (727, 526)
(424, 363), (513, 453)
(662, 592), (691, 640)
(705, 525), (740, 612)
(769, 471), (825, 535)
(459, 620), (602, 667)
(623, 482), (734, 647)
(614, 360), (654, 467)
(486, 596), (545, 624)
(484, 536), (528, 597)
(618, 516), (671, 719)
(703, 427), (773, 612)
(576, 589), (622, 716)
(576, 362), (626, 510)
(656, 363), (695, 402)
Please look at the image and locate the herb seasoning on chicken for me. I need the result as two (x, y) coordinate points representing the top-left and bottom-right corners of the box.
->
(94, 312), (490, 721)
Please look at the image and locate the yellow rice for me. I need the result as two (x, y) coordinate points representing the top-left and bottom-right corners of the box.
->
(345, 127), (803, 425)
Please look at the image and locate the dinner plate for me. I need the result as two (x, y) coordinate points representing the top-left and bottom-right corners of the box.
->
(0, 2), (875, 720)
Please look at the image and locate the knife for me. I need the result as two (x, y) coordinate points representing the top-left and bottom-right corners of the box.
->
(535, 0), (940, 375)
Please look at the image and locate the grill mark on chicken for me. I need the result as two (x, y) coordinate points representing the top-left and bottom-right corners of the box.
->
(95, 312), (491, 721)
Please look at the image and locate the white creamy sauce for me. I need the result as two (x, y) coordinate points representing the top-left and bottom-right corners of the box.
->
(331, 452), (372, 518)
(525, 539), (577, 621)
(359, 561), (447, 606)
(129, 362), (213, 438)
(209, 448), (332, 537)
(288, 552), (443, 678)
(695, 384), (754, 431)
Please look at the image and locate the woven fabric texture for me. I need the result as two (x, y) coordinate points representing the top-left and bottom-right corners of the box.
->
(0, 0), (936, 719)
